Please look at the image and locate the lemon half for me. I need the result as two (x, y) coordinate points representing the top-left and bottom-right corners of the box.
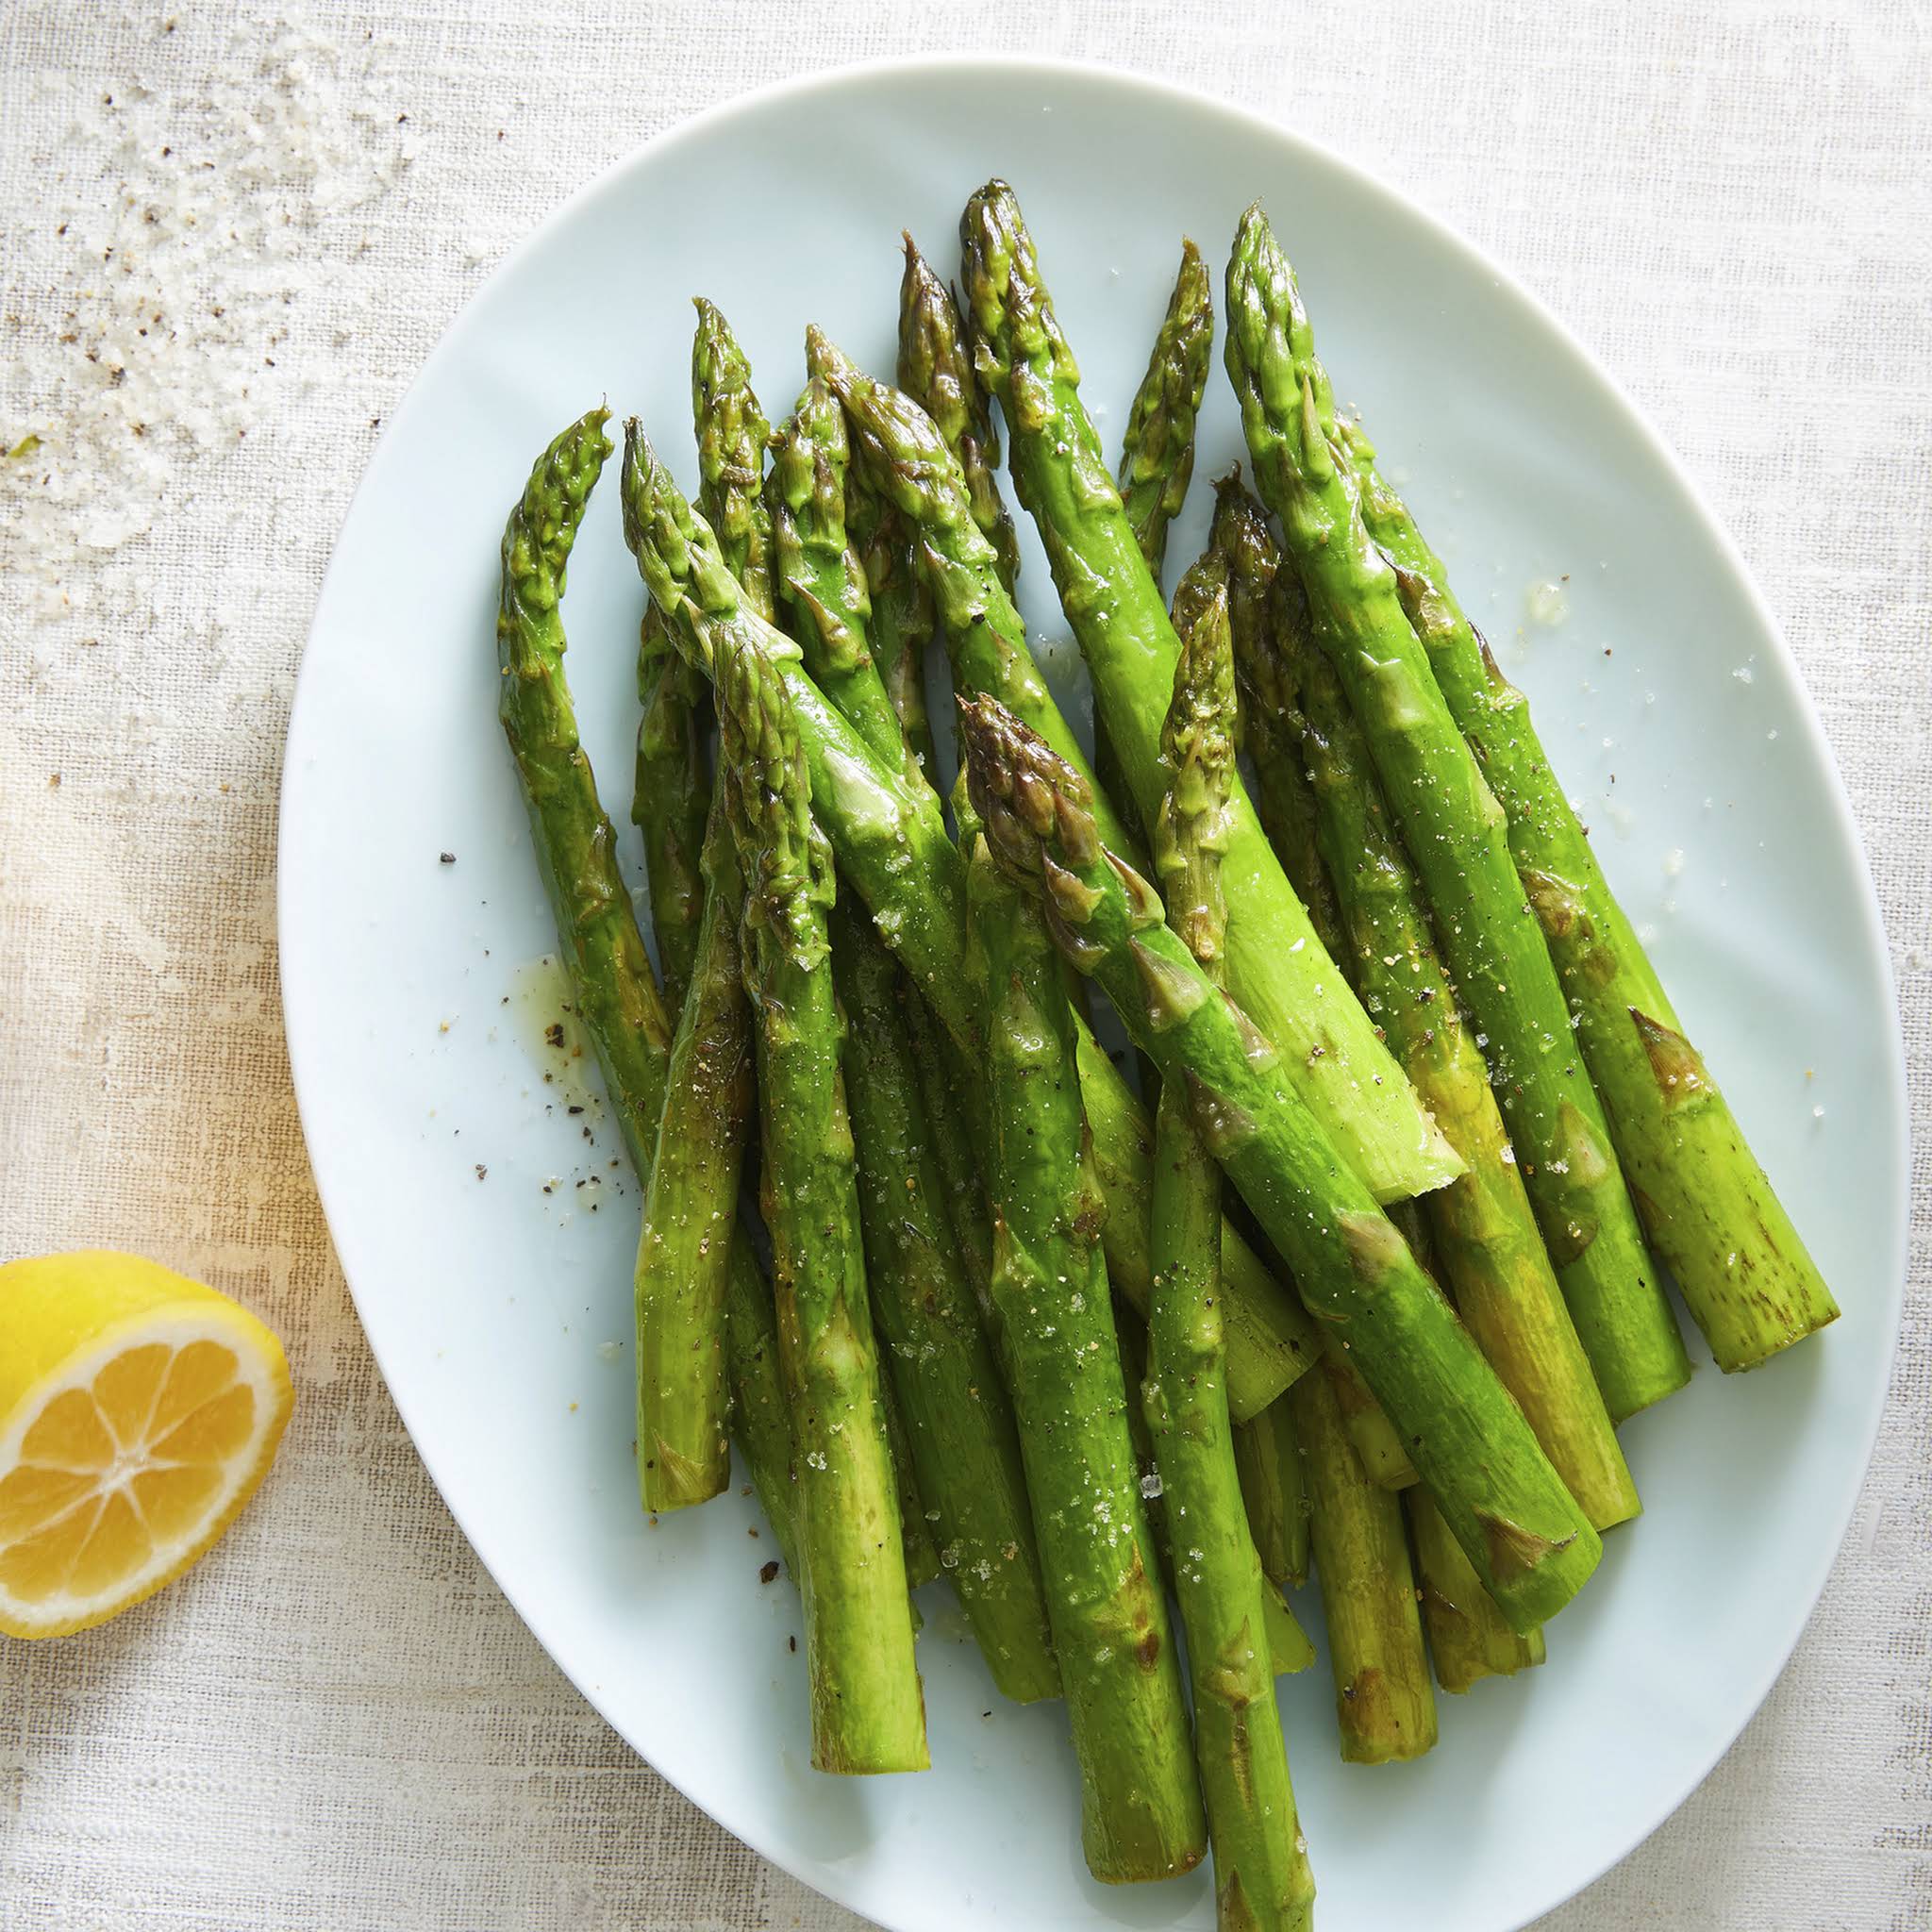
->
(0, 1252), (293, 1639)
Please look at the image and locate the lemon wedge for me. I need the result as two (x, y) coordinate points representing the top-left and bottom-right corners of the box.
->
(0, 1252), (292, 1639)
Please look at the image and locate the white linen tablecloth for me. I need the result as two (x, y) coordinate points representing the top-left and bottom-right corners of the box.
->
(2, 4), (1927, 1926)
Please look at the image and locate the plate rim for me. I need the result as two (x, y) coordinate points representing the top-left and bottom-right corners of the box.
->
(277, 52), (1912, 1932)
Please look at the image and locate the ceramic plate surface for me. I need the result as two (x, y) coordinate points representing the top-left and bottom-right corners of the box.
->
(279, 58), (1907, 1932)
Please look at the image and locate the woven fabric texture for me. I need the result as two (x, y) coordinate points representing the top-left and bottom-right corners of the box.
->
(1, 3), (1927, 1927)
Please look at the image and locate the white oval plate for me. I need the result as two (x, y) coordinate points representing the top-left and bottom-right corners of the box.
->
(279, 58), (1907, 1932)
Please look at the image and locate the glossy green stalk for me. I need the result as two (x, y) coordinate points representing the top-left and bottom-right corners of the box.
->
(769, 375), (921, 783)
(718, 624), (924, 1776)
(849, 473), (939, 779)
(1291, 1359), (1437, 1764)
(1287, 623), (1641, 1529)
(1234, 1398), (1308, 1591)
(1119, 1312), (1312, 1679)
(1211, 475), (1346, 959)
(692, 297), (775, 622)
(830, 899), (1059, 1703)
(898, 233), (1020, 588)
(1225, 203), (1691, 1422)
(958, 694), (1601, 1633)
(634, 795), (754, 1510)
(1338, 416), (1839, 1374)
(498, 410), (788, 1547)
(633, 621), (708, 1006)
(958, 178), (1459, 1208)
(968, 835), (1206, 1883)
(724, 1254), (800, 1576)
(812, 327), (1141, 861)
(1119, 238), (1216, 575)
(1407, 1487), (1545, 1695)
(1146, 583), (1316, 1932)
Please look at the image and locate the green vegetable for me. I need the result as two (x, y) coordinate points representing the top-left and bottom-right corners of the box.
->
(1144, 579), (1316, 1930)
(1291, 1359), (1437, 1763)
(829, 898), (1059, 1703)
(958, 178), (1459, 1208)
(1225, 202), (1691, 1422)
(1118, 238), (1215, 575)
(634, 793), (754, 1510)
(1282, 608), (1641, 1530)
(718, 614), (926, 1774)
(1336, 413), (1840, 1374)
(769, 375), (922, 781)
(1407, 1487), (1545, 1694)
(1234, 1397), (1308, 1591)
(897, 233), (1020, 588)
(497, 409), (789, 1553)
(956, 691), (1601, 1633)
(619, 422), (1314, 1424)
(966, 830), (1205, 1883)
(692, 297), (775, 620)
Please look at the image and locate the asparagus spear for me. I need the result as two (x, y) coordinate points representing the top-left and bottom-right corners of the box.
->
(848, 473), (939, 778)
(1291, 1360), (1437, 1764)
(884, 1391), (942, 1590)
(966, 831), (1205, 1884)
(633, 621), (709, 1006)
(1283, 611), (1641, 1530)
(828, 897), (1059, 1703)
(633, 793), (754, 1510)
(1118, 1311), (1313, 1679)
(1211, 474), (1347, 959)
(692, 298), (776, 621)
(716, 618), (926, 1775)
(958, 181), (1459, 1208)
(498, 410), (793, 1546)
(1180, 541), (1417, 1491)
(812, 328), (1141, 862)
(1225, 204), (1692, 1422)
(1145, 581), (1316, 1931)
(897, 234), (1020, 589)
(1407, 1487), (1545, 1695)
(1119, 238), (1216, 575)
(956, 693), (1601, 1633)
(768, 376), (921, 782)
(1235, 1397), (1308, 1591)
(723, 1239), (800, 1576)
(618, 424), (1315, 1422)
(1336, 418), (1840, 1374)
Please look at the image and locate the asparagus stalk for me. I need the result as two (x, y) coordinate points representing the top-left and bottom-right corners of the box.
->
(848, 473), (939, 779)
(812, 328), (1142, 862)
(1119, 238), (1216, 575)
(723, 1244), (800, 1576)
(716, 620), (925, 1775)
(692, 298), (775, 621)
(498, 410), (791, 1546)
(633, 621), (709, 1006)
(768, 375), (921, 782)
(957, 693), (1601, 1632)
(1407, 1487), (1545, 1695)
(1118, 1312), (1313, 1678)
(1234, 1397), (1308, 1591)
(619, 424), (1315, 1422)
(1283, 614), (1641, 1530)
(828, 898), (1059, 1703)
(884, 1391), (942, 1589)
(1291, 1359), (1437, 1764)
(634, 793), (754, 1510)
(1181, 541), (1418, 1491)
(1211, 474), (1347, 958)
(897, 234), (1020, 589)
(1336, 418), (1840, 1373)
(958, 179), (1459, 1208)
(966, 831), (1205, 1883)
(1144, 581), (1317, 1931)
(1225, 204), (1692, 1422)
